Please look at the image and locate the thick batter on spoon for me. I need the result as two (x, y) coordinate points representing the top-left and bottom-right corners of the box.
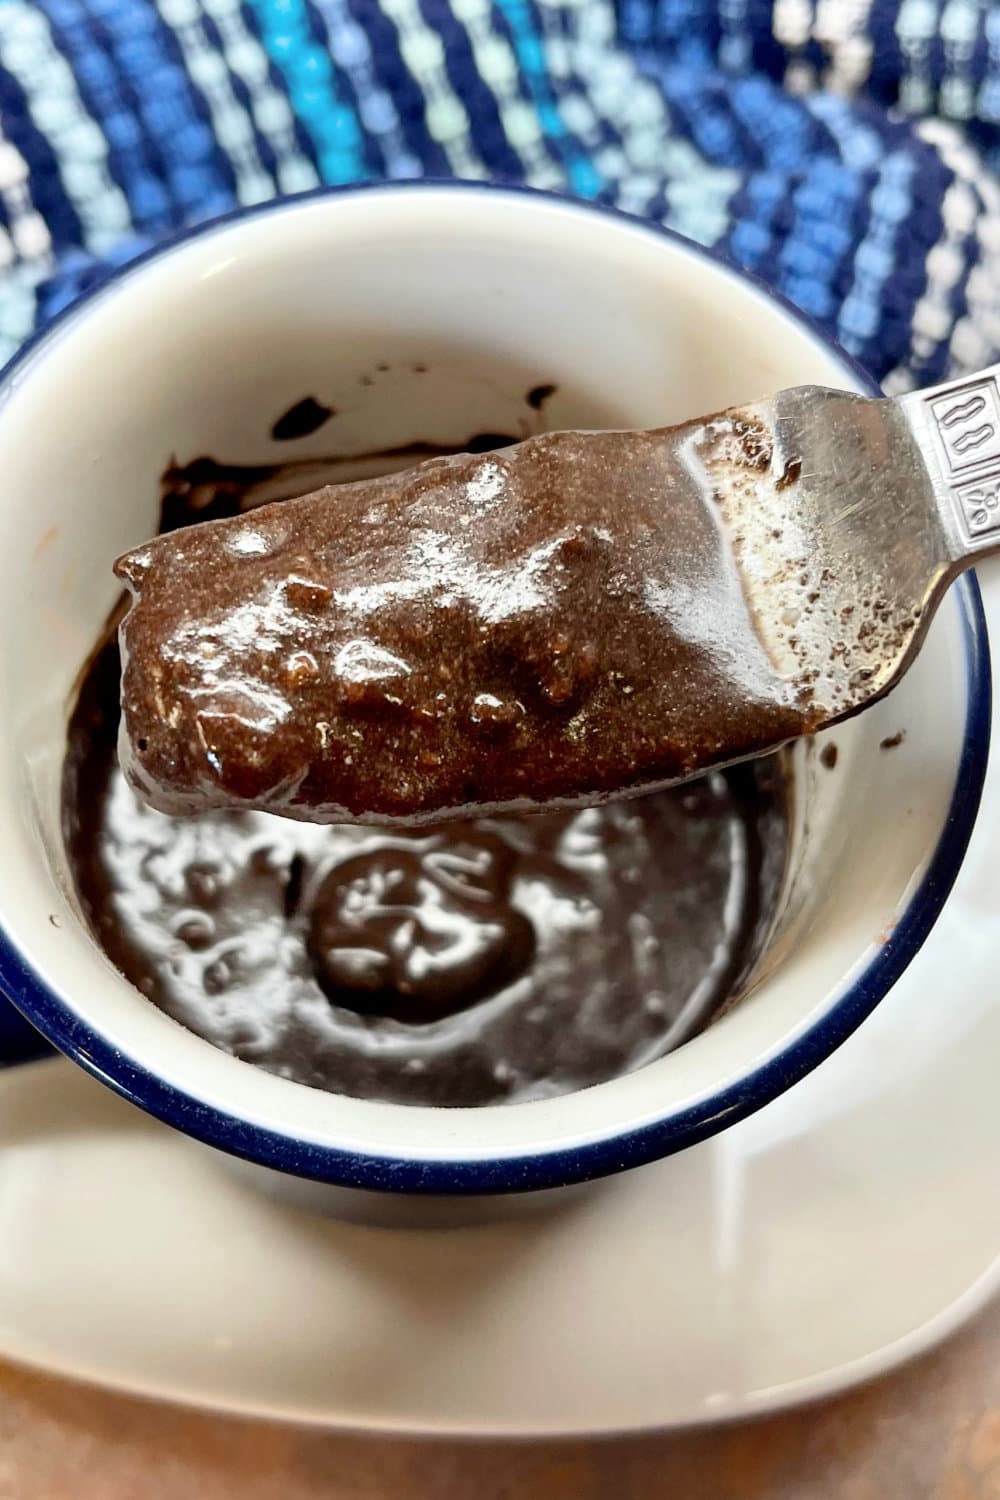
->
(116, 421), (817, 825)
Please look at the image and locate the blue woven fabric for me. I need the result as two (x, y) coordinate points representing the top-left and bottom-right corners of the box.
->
(1, 0), (1000, 392)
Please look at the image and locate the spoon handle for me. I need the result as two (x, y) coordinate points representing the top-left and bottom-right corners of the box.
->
(897, 365), (1000, 564)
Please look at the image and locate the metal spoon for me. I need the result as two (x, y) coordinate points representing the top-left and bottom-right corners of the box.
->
(693, 364), (1000, 728)
(115, 364), (1000, 825)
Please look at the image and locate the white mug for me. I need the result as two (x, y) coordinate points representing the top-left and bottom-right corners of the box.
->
(0, 183), (986, 1202)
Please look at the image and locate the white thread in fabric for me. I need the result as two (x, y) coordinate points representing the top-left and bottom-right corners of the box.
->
(309, 0), (419, 178)
(155, 0), (277, 205)
(0, 1), (131, 251)
(939, 0), (979, 121)
(533, 0), (621, 182)
(0, 137), (49, 267)
(774, 0), (812, 50)
(914, 118), (1000, 382)
(984, 9), (1000, 123)
(817, 0), (874, 95)
(0, 261), (49, 367)
(808, 93), (883, 172)
(897, 0), (937, 118)
(201, 0), (319, 195)
(376, 0), (486, 177)
(449, 0), (563, 188)
(837, 151), (915, 362)
(565, 0), (739, 239)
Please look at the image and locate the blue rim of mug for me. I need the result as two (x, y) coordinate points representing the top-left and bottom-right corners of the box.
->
(0, 181), (989, 1194)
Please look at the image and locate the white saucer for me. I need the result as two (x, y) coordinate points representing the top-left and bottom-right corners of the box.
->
(0, 583), (998, 1437)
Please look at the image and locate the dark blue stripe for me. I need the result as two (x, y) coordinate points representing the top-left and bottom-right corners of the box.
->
(245, 0), (367, 186)
(38, 0), (173, 229)
(0, 63), (82, 250)
(416, 0), (523, 179)
(490, 0), (603, 195)
(724, 168), (799, 286)
(867, 4), (907, 105)
(734, 0), (789, 77)
(894, 141), (961, 390)
(341, 0), (452, 176)
(238, 1), (322, 179)
(617, 0), (720, 69)
(302, 0), (383, 178)
(654, 63), (764, 170)
(80, 0), (235, 221)
(728, 72), (838, 173)
(200, 9), (282, 187)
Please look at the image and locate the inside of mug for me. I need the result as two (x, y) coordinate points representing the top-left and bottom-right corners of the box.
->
(0, 189), (972, 1163)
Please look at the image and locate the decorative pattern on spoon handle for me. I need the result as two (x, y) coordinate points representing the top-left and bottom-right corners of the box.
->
(899, 366), (1000, 557)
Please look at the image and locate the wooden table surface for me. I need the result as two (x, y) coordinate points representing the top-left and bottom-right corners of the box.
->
(1, 1294), (999, 1497)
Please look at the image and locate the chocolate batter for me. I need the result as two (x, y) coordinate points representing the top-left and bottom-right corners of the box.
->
(115, 420), (815, 826)
(63, 631), (787, 1105)
(270, 396), (335, 442)
(62, 437), (791, 1107)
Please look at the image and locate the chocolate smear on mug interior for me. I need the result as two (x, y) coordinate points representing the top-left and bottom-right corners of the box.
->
(270, 396), (336, 442)
(116, 424), (818, 825)
(158, 433), (521, 531)
(526, 383), (557, 410)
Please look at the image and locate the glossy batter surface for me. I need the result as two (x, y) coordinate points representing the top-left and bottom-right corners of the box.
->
(116, 423), (811, 825)
(65, 633), (788, 1105)
(64, 429), (791, 1106)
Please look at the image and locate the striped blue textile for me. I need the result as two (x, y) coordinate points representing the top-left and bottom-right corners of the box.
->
(1, 0), (1000, 392)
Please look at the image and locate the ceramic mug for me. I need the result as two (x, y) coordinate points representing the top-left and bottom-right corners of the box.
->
(0, 183), (987, 1200)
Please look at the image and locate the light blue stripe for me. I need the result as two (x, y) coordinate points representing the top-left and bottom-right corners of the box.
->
(0, 0), (131, 250)
(777, 161), (863, 321)
(310, 0), (419, 178)
(83, 0), (235, 219)
(37, 0), (172, 227)
(808, 94), (884, 174)
(838, 151), (916, 352)
(246, 0), (367, 184)
(0, 260), (49, 370)
(491, 0), (603, 196)
(149, 0), (276, 205)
